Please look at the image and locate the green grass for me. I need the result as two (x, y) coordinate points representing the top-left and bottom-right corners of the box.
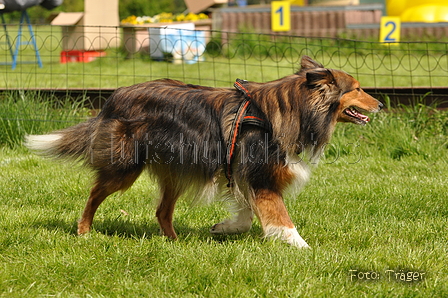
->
(0, 91), (92, 148)
(0, 95), (447, 296)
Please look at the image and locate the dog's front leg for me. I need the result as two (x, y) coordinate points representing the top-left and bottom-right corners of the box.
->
(254, 189), (310, 248)
(210, 204), (254, 235)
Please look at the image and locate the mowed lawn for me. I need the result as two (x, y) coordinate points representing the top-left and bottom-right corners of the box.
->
(0, 99), (447, 297)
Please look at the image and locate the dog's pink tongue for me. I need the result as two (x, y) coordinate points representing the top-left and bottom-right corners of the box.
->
(347, 108), (370, 122)
(354, 109), (370, 122)
(360, 113), (370, 122)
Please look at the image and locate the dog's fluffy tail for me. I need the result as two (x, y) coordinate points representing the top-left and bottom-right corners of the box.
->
(25, 120), (94, 161)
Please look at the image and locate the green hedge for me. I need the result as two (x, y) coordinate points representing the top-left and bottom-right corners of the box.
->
(3, 0), (187, 23)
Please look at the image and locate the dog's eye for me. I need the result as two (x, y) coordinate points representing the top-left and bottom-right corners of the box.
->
(356, 88), (361, 92)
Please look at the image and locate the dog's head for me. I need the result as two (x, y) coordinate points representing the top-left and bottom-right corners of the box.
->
(300, 56), (383, 125)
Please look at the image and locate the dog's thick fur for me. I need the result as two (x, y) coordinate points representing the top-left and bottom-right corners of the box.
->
(25, 56), (382, 248)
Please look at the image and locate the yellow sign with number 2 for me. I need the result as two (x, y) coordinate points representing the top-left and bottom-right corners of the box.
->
(379, 17), (401, 44)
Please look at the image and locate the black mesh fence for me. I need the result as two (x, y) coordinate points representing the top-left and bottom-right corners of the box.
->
(0, 24), (447, 101)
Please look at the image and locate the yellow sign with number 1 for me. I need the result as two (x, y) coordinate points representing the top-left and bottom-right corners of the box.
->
(379, 17), (401, 44)
(271, 1), (290, 32)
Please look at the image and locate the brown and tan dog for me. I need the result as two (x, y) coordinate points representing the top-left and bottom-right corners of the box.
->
(26, 56), (382, 248)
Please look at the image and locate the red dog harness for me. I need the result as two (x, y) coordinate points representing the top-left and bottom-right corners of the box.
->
(226, 79), (271, 187)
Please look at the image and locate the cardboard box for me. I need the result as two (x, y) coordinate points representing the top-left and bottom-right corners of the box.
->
(149, 23), (206, 64)
(51, 0), (119, 51)
(184, 0), (228, 14)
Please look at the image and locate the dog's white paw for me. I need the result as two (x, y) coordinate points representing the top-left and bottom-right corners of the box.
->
(210, 219), (252, 235)
(265, 226), (310, 248)
(211, 207), (253, 235)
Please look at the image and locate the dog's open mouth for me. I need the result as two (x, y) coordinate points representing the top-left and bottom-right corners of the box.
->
(344, 107), (370, 124)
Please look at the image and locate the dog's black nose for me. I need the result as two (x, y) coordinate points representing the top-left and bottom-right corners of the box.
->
(378, 102), (384, 110)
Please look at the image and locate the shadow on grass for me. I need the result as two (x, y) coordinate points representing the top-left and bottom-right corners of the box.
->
(33, 217), (263, 245)
(32, 217), (79, 235)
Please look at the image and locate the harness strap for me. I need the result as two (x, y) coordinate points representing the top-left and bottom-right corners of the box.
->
(226, 79), (270, 187)
(226, 98), (250, 187)
(234, 78), (252, 98)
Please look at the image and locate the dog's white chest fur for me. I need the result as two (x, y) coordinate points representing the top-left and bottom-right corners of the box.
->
(286, 154), (312, 196)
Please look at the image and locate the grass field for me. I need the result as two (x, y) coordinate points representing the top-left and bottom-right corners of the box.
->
(1, 25), (447, 297)
(0, 93), (447, 297)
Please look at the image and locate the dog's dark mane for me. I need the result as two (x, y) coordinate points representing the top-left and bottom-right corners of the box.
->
(238, 71), (340, 161)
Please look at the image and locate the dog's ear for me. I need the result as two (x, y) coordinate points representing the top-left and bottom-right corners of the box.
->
(306, 69), (335, 88)
(300, 56), (324, 70)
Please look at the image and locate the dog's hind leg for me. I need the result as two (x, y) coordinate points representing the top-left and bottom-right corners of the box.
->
(156, 179), (182, 239)
(77, 168), (143, 235)
(210, 203), (254, 235)
(254, 189), (310, 248)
